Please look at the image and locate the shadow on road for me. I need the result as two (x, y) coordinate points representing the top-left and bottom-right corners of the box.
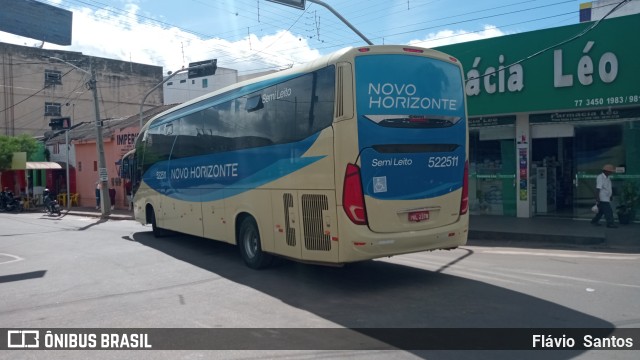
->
(132, 230), (613, 359)
(76, 218), (109, 231)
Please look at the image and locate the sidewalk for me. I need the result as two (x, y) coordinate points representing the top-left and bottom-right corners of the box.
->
(60, 207), (640, 253)
(64, 206), (134, 221)
(469, 215), (640, 252)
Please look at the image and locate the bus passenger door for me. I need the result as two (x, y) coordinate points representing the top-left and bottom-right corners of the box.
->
(271, 191), (302, 259)
(298, 191), (339, 263)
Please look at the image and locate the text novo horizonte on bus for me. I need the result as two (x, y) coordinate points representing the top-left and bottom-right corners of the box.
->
(168, 163), (239, 180)
(368, 83), (458, 111)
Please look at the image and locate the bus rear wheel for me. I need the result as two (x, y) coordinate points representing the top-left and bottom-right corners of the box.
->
(238, 217), (273, 269)
(149, 207), (167, 238)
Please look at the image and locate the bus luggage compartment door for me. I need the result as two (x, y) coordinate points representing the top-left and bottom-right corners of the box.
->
(298, 191), (339, 263)
(271, 191), (302, 260)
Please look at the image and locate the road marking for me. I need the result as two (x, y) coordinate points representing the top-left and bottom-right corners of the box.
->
(387, 251), (639, 289)
(385, 256), (564, 286)
(0, 253), (23, 265)
(477, 249), (639, 260)
(526, 272), (640, 289)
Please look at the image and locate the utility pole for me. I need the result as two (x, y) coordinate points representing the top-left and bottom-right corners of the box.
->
(45, 56), (110, 218)
(65, 128), (70, 210)
(89, 60), (111, 217)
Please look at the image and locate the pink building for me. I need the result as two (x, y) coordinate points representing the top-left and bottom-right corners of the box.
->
(46, 105), (177, 209)
(74, 125), (138, 209)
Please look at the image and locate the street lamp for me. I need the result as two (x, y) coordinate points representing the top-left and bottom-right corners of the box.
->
(266, 0), (373, 45)
(45, 56), (111, 218)
(139, 62), (216, 128)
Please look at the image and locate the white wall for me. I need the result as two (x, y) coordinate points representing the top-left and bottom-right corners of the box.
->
(588, 0), (640, 20)
(163, 67), (238, 104)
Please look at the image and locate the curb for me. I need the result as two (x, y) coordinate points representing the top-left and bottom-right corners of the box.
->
(468, 230), (605, 246)
(65, 210), (133, 220)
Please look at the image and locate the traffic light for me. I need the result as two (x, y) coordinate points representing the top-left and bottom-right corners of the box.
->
(187, 59), (217, 79)
(49, 117), (71, 130)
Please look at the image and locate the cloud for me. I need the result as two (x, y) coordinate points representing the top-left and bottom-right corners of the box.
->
(0, 1), (507, 73)
(407, 25), (508, 48)
(0, 2), (320, 75)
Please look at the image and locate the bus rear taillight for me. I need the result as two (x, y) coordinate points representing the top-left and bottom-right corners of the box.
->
(343, 163), (368, 225)
(460, 160), (469, 215)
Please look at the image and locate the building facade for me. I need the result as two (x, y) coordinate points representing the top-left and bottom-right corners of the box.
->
(435, 13), (640, 220)
(0, 42), (163, 137)
(1, 42), (164, 205)
(580, 0), (640, 22)
(163, 66), (280, 104)
(45, 105), (177, 209)
(163, 67), (238, 104)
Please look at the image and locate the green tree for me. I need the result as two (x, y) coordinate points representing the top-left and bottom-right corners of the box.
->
(0, 134), (40, 170)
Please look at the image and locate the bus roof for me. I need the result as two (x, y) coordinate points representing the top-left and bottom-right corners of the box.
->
(140, 45), (458, 133)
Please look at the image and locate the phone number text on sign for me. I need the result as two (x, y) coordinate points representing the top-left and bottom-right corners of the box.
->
(574, 95), (640, 107)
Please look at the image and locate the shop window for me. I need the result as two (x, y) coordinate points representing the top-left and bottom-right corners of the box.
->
(469, 129), (517, 216)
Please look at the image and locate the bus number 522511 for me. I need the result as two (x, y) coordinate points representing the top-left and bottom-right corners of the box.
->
(428, 156), (459, 168)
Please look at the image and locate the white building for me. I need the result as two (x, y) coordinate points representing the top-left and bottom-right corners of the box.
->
(163, 67), (238, 104)
(580, 0), (640, 21)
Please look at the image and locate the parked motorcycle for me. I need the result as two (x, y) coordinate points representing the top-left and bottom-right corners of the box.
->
(1, 192), (24, 212)
(0, 191), (6, 211)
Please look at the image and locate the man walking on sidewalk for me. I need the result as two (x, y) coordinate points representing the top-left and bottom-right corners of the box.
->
(591, 164), (617, 228)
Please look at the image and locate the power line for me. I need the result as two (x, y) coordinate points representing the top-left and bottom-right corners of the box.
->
(0, 68), (75, 115)
(35, 0), (580, 71)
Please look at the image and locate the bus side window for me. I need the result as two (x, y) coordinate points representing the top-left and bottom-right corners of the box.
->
(245, 95), (263, 112)
(310, 66), (336, 132)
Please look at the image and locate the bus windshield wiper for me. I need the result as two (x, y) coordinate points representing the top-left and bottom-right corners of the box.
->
(364, 115), (461, 128)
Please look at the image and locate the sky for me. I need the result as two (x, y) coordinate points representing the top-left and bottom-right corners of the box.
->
(0, 0), (615, 75)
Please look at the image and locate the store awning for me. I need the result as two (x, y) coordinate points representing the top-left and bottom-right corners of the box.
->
(26, 162), (63, 170)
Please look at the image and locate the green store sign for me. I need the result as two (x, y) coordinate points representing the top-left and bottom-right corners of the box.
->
(435, 13), (640, 116)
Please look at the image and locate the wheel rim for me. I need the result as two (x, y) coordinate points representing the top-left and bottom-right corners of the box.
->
(243, 227), (258, 259)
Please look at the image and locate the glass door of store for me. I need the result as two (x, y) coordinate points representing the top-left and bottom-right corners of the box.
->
(469, 128), (517, 216)
(531, 135), (575, 218)
(573, 121), (640, 220)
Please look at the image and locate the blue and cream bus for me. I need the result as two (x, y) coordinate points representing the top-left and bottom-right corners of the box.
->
(123, 45), (469, 269)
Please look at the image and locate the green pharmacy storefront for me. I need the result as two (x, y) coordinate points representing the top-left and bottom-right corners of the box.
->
(436, 13), (640, 220)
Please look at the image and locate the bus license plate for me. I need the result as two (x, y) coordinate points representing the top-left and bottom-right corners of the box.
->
(408, 210), (429, 222)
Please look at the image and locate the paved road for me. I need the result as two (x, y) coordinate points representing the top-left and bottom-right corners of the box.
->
(1, 212), (638, 359)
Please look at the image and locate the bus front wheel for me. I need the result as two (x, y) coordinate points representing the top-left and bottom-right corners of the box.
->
(238, 217), (273, 269)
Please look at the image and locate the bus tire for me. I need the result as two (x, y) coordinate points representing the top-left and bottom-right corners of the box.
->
(238, 217), (273, 269)
(149, 207), (167, 238)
